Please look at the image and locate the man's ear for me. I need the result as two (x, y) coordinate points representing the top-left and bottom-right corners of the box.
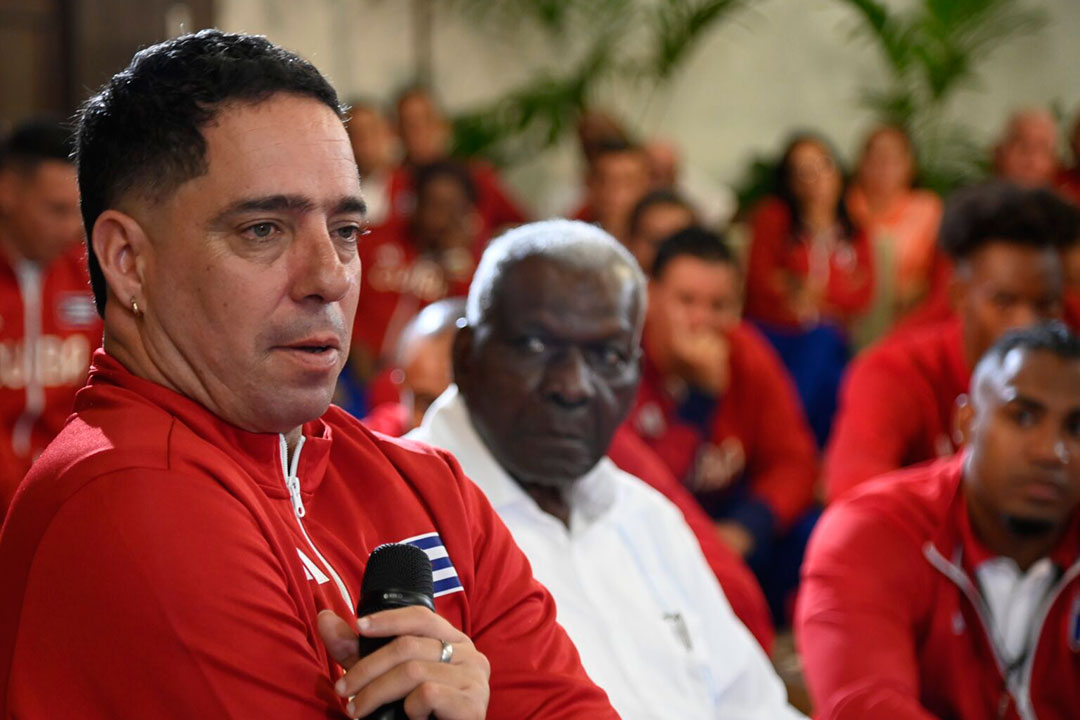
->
(450, 323), (474, 390)
(91, 209), (151, 314)
(953, 393), (975, 447)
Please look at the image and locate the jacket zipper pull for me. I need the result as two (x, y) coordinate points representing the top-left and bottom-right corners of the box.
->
(286, 474), (306, 518)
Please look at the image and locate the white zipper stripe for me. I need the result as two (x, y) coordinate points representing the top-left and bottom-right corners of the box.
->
(279, 434), (355, 611)
(12, 262), (44, 456)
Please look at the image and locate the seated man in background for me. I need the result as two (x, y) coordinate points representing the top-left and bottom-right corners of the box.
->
(572, 139), (653, 244)
(629, 226), (819, 621)
(349, 160), (482, 390)
(389, 86), (527, 236)
(0, 31), (617, 718)
(625, 188), (697, 273)
(994, 108), (1060, 189)
(798, 322), (1080, 720)
(0, 118), (101, 509)
(362, 296), (466, 435)
(825, 182), (1080, 501)
(357, 267), (777, 651)
(410, 219), (803, 718)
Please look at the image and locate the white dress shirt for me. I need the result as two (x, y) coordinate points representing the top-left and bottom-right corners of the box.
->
(408, 386), (804, 720)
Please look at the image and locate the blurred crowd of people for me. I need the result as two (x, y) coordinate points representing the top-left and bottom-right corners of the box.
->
(3, 59), (1080, 716)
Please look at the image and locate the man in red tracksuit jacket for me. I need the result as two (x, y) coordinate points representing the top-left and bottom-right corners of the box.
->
(0, 119), (102, 506)
(825, 182), (1080, 501)
(628, 227), (819, 561)
(798, 322), (1080, 719)
(0, 31), (614, 719)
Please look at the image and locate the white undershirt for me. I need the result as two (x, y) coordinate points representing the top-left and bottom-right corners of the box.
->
(975, 556), (1057, 681)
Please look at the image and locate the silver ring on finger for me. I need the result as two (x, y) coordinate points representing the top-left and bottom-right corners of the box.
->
(439, 640), (454, 664)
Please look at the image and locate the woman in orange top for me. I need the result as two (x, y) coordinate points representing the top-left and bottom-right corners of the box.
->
(847, 125), (943, 337)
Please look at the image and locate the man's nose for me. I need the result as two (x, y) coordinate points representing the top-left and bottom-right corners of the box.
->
(543, 346), (595, 406)
(291, 226), (352, 303)
(1029, 424), (1071, 467)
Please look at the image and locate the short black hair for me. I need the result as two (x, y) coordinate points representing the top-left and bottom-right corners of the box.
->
(75, 29), (343, 315)
(628, 188), (695, 239)
(413, 160), (478, 207)
(651, 225), (736, 280)
(983, 321), (1080, 366)
(938, 181), (1080, 261)
(0, 116), (74, 172)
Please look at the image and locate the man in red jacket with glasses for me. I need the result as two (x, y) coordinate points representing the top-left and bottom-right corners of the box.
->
(798, 321), (1080, 719)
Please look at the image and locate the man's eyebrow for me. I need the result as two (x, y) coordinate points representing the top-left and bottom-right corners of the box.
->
(211, 194), (366, 223)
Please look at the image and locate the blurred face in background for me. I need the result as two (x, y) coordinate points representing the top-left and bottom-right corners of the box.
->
(955, 242), (1063, 365)
(0, 159), (82, 264)
(626, 201), (695, 274)
(995, 111), (1058, 188)
(647, 254), (741, 368)
(412, 174), (478, 252)
(396, 328), (456, 430)
(857, 126), (915, 201)
(787, 139), (842, 213)
(589, 149), (651, 239)
(346, 105), (394, 176)
(397, 91), (450, 166)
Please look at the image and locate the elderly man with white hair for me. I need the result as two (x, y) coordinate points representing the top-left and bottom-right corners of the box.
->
(409, 219), (805, 719)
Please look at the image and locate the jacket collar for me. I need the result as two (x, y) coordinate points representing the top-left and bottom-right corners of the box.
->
(79, 349), (333, 499)
(928, 451), (1080, 573)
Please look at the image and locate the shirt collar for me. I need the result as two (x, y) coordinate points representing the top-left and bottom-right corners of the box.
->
(415, 385), (620, 526)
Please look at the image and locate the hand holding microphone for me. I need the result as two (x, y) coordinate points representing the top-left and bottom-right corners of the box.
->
(317, 543), (490, 719)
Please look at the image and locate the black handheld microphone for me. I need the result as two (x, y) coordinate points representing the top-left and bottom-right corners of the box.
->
(356, 543), (435, 720)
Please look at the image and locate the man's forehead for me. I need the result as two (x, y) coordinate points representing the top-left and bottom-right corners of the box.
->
(981, 348), (1080, 405)
(494, 257), (636, 326)
(191, 96), (359, 201)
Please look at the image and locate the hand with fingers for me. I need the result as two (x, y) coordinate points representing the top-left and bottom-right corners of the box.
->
(318, 606), (491, 720)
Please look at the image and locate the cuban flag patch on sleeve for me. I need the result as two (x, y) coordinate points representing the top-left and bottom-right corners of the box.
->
(400, 531), (463, 598)
(1068, 591), (1080, 653)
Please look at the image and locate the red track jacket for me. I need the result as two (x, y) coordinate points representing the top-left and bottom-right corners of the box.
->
(0, 351), (614, 719)
(824, 317), (968, 502)
(628, 322), (818, 548)
(797, 454), (1080, 719)
(0, 245), (101, 508)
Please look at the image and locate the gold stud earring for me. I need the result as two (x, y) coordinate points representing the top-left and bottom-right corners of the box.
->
(131, 297), (142, 317)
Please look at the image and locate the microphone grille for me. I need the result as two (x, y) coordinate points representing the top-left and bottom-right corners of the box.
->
(362, 542), (434, 597)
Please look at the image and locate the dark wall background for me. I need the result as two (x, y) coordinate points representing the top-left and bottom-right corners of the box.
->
(1, 0), (214, 133)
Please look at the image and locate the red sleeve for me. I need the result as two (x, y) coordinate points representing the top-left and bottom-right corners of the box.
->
(795, 498), (936, 719)
(607, 427), (775, 654)
(7, 470), (348, 719)
(823, 230), (874, 321)
(443, 450), (618, 718)
(745, 199), (798, 326)
(737, 327), (819, 526)
(822, 351), (925, 503)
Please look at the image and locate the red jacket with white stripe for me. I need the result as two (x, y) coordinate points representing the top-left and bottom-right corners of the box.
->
(0, 351), (614, 719)
(0, 245), (101, 509)
(796, 454), (1080, 719)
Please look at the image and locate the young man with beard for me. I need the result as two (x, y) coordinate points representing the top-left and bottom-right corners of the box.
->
(798, 322), (1080, 719)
